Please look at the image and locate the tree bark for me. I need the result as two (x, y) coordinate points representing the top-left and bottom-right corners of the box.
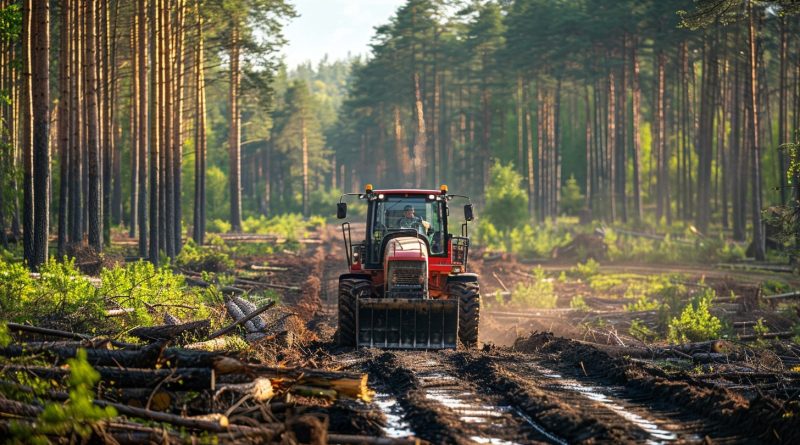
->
(631, 38), (642, 222)
(21, 0), (33, 265)
(129, 7), (138, 239)
(228, 22), (242, 232)
(57, 0), (71, 258)
(149, 0), (160, 264)
(85, 0), (101, 250)
(31, 0), (49, 268)
(747, 2), (764, 260)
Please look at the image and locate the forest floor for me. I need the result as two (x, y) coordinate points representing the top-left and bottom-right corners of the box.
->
(4, 223), (800, 444)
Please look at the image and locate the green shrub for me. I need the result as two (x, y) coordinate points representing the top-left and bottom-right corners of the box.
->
(569, 295), (589, 311)
(624, 294), (660, 312)
(0, 259), (33, 318)
(176, 236), (234, 273)
(484, 161), (529, 234)
(560, 175), (585, 216)
(474, 219), (505, 252)
(629, 319), (658, 342)
(667, 289), (722, 344)
(208, 218), (232, 233)
(511, 266), (557, 308)
(100, 261), (211, 327)
(570, 258), (599, 280)
(10, 349), (116, 442)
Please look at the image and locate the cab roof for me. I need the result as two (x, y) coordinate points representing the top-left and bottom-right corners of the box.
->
(374, 189), (443, 195)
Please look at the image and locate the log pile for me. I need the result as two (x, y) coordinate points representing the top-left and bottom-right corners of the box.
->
(0, 316), (411, 444)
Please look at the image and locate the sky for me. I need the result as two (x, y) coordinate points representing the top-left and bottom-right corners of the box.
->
(281, 0), (405, 69)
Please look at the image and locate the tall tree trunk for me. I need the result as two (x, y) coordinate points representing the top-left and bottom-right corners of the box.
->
(413, 72), (427, 186)
(31, 0), (49, 268)
(149, 0), (160, 264)
(69, 0), (82, 245)
(86, 0), (101, 250)
(21, 0), (33, 265)
(655, 50), (667, 225)
(162, 0), (174, 258)
(301, 115), (309, 217)
(607, 70), (616, 221)
(748, 2), (765, 260)
(129, 7), (138, 239)
(100, 0), (111, 246)
(778, 15), (788, 204)
(57, 0), (71, 258)
(193, 2), (206, 245)
(173, 0), (185, 253)
(526, 81), (535, 218)
(229, 22), (242, 231)
(138, 0), (148, 257)
(631, 38), (643, 222)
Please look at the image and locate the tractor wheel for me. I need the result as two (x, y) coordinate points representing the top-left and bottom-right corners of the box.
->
(337, 278), (371, 346)
(449, 281), (481, 348)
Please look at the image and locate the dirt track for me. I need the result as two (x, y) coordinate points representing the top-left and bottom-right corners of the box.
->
(305, 226), (800, 444)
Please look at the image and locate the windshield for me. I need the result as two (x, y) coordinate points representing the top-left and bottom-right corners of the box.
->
(370, 195), (446, 256)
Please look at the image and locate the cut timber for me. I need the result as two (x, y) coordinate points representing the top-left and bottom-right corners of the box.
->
(234, 277), (301, 291)
(0, 397), (43, 417)
(328, 434), (422, 445)
(247, 364), (372, 401)
(207, 299), (276, 340)
(250, 264), (288, 272)
(3, 365), (220, 390)
(129, 319), (210, 342)
(0, 341), (166, 368)
(763, 291), (800, 301)
(216, 377), (274, 402)
(738, 331), (794, 341)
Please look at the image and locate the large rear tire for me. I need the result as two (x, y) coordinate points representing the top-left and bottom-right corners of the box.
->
(449, 281), (480, 348)
(337, 278), (371, 346)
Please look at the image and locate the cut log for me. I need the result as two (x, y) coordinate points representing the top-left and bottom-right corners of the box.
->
(129, 319), (210, 343)
(234, 277), (301, 292)
(3, 365), (219, 390)
(738, 331), (795, 341)
(763, 291), (800, 301)
(328, 434), (422, 445)
(207, 300), (276, 340)
(0, 341), (166, 368)
(216, 377), (274, 402)
(246, 365), (371, 401)
(250, 264), (288, 272)
(0, 397), (43, 417)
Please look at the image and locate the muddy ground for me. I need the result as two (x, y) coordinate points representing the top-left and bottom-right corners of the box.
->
(280, 224), (800, 444)
(77, 224), (800, 444)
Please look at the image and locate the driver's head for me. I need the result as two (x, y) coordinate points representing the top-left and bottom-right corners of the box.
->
(403, 205), (414, 218)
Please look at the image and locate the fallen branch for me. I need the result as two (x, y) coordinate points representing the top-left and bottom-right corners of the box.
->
(129, 320), (211, 342)
(6, 322), (89, 341)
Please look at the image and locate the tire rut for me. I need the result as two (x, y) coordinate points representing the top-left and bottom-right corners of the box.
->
(364, 350), (563, 445)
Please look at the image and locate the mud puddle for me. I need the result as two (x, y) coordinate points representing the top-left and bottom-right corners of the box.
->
(372, 391), (416, 438)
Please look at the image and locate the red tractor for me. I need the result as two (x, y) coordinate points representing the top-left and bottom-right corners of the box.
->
(336, 184), (480, 349)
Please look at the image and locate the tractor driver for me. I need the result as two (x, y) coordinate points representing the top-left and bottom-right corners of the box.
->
(397, 205), (431, 233)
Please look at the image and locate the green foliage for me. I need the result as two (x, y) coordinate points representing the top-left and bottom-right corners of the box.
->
(667, 289), (722, 344)
(560, 175), (585, 216)
(511, 266), (557, 308)
(205, 166), (229, 222)
(484, 162), (529, 235)
(474, 220), (505, 252)
(9, 349), (116, 442)
(569, 295), (589, 312)
(629, 319), (658, 343)
(100, 261), (211, 327)
(0, 258), (104, 326)
(753, 318), (770, 337)
(569, 258), (599, 280)
(176, 236), (234, 273)
(624, 294), (660, 312)
(241, 213), (321, 240)
(0, 322), (10, 347)
(208, 218), (232, 233)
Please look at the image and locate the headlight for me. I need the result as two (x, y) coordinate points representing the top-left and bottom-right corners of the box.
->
(451, 266), (462, 274)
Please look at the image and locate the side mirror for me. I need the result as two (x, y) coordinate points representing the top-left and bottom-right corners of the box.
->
(464, 204), (474, 222)
(337, 203), (347, 219)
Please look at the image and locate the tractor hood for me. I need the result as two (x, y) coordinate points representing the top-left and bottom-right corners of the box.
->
(384, 236), (429, 299)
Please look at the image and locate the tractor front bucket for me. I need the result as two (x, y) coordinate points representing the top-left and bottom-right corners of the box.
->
(356, 298), (458, 349)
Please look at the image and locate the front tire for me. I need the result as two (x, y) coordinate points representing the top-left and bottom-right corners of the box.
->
(449, 281), (480, 348)
(337, 278), (371, 346)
